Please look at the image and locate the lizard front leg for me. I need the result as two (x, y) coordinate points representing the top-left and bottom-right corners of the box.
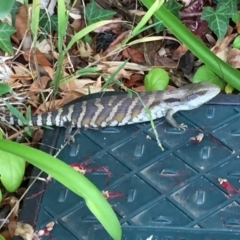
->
(165, 109), (188, 130)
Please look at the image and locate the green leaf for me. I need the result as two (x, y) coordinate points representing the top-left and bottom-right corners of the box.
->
(0, 190), (2, 202)
(144, 68), (169, 91)
(83, 34), (92, 44)
(232, 35), (240, 49)
(0, 23), (16, 54)
(0, 150), (25, 192)
(0, 83), (12, 95)
(57, 0), (68, 39)
(225, 83), (234, 94)
(231, 11), (240, 23)
(201, 5), (233, 40)
(39, 9), (58, 34)
(10, 1), (22, 27)
(0, 235), (5, 240)
(0, 139), (122, 240)
(85, 0), (116, 25)
(3, 100), (27, 125)
(154, 0), (182, 33)
(0, 0), (15, 19)
(193, 65), (226, 89)
(31, 0), (40, 37)
(217, 0), (237, 15)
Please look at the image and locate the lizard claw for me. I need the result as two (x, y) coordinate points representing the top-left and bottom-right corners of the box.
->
(64, 134), (75, 144)
(178, 123), (188, 131)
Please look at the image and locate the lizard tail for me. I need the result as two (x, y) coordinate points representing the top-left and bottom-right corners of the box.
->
(0, 111), (65, 127)
(0, 113), (25, 126)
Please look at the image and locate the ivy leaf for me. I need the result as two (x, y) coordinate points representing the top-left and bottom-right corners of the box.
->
(154, 0), (182, 33)
(85, 0), (116, 25)
(201, 5), (233, 40)
(39, 9), (58, 34)
(0, 23), (16, 54)
(0, 0), (15, 19)
(217, 0), (237, 15)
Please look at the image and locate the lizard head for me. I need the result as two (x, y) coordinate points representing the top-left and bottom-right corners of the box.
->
(183, 82), (220, 109)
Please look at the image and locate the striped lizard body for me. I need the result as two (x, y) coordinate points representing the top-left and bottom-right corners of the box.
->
(0, 82), (220, 130)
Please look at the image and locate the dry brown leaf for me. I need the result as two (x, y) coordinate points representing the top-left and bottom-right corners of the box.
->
(106, 66), (132, 79)
(35, 92), (82, 114)
(69, 7), (82, 19)
(132, 85), (145, 92)
(103, 31), (131, 60)
(129, 10), (146, 17)
(94, 19), (127, 33)
(99, 61), (150, 71)
(59, 79), (79, 92)
(78, 40), (93, 58)
(9, 64), (36, 83)
(14, 5), (29, 41)
(35, 99), (65, 113)
(36, 39), (52, 54)
(7, 81), (23, 90)
(42, 65), (54, 79)
(109, 31), (130, 48)
(0, 197), (19, 222)
(94, 76), (102, 88)
(124, 73), (143, 87)
(11, 63), (32, 75)
(154, 54), (178, 68)
(29, 76), (51, 92)
(226, 25), (234, 36)
(172, 44), (188, 60)
(216, 47), (228, 62)
(10, 222), (34, 240)
(237, 22), (240, 33)
(10, 73), (34, 81)
(122, 47), (145, 63)
(71, 18), (84, 32)
(23, 48), (52, 67)
(227, 48), (240, 68)
(211, 33), (238, 57)
(60, 76), (105, 95)
(205, 33), (216, 45)
(32, 128), (44, 142)
(139, 40), (162, 65)
(15, 187), (26, 199)
(28, 94), (39, 106)
(69, 8), (84, 32)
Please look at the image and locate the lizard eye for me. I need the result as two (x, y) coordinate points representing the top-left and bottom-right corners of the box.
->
(187, 90), (207, 101)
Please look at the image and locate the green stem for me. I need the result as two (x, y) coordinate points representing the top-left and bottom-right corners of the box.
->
(140, 0), (240, 91)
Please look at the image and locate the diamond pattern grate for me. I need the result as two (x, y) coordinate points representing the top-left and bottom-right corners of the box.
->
(14, 94), (240, 239)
